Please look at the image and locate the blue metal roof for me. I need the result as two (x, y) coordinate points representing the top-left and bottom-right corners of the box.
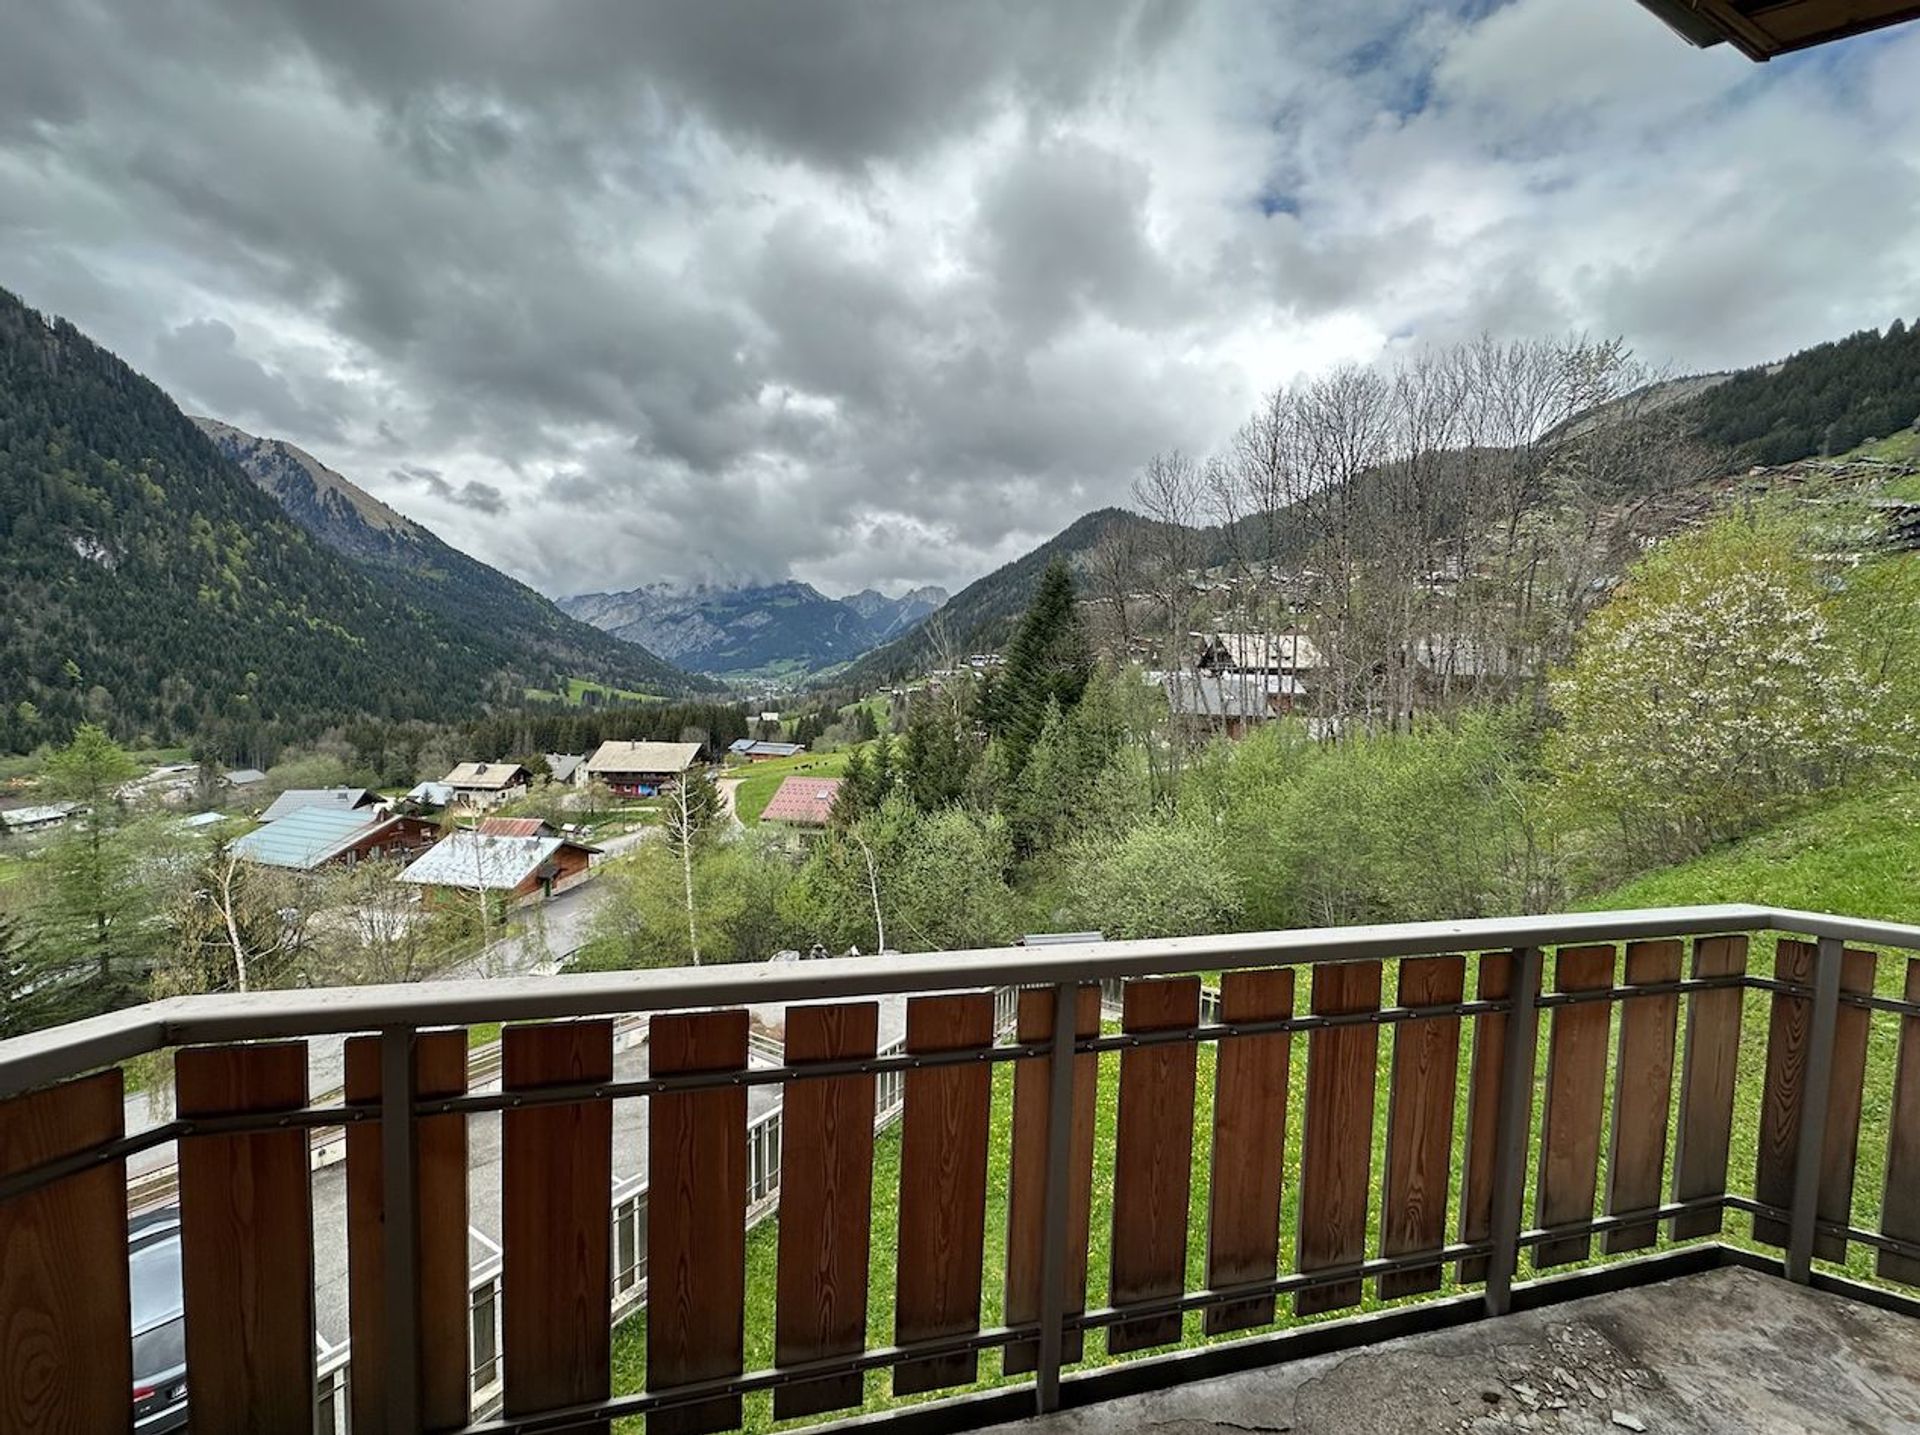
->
(233, 806), (382, 870)
(258, 787), (373, 823)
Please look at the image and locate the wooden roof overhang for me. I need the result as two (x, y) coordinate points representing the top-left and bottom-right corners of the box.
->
(1636, 0), (1920, 58)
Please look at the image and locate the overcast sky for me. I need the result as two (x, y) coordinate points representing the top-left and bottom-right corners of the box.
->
(4, 2), (1917, 599)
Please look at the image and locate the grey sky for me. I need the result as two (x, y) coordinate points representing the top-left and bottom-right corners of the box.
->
(2, 1), (1916, 598)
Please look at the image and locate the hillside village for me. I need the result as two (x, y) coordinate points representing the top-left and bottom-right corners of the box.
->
(10, 417), (1920, 1015)
(10, 6), (1920, 1435)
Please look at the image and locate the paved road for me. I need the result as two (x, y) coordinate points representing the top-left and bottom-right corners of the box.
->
(307, 992), (910, 1348)
(308, 1025), (785, 1347)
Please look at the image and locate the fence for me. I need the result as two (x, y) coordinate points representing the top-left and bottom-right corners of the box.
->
(5, 905), (1920, 1435)
(338, 1035), (918, 1430)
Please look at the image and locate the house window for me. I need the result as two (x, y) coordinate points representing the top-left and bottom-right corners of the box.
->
(469, 1277), (500, 1396)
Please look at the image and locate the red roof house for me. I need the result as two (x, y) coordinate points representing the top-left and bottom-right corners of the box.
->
(760, 776), (841, 828)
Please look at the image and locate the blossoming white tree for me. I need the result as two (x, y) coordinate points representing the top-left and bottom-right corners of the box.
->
(1549, 512), (1897, 862)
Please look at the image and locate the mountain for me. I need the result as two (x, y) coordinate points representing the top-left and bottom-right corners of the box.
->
(195, 418), (708, 701)
(832, 508), (1180, 689)
(840, 585), (948, 642)
(560, 579), (948, 680)
(1684, 318), (1920, 465)
(195, 417), (424, 562)
(0, 287), (706, 755)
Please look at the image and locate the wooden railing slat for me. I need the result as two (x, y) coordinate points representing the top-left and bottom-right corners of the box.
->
(1755, 939), (1814, 1248)
(775, 1002), (878, 1421)
(1204, 968), (1294, 1333)
(1295, 961), (1382, 1316)
(176, 1041), (314, 1434)
(893, 992), (994, 1396)
(1380, 955), (1465, 1299)
(1820, 948), (1878, 1262)
(1108, 977), (1201, 1352)
(1458, 950), (1514, 1283)
(1755, 942), (1876, 1257)
(344, 1029), (470, 1434)
(1879, 958), (1920, 1285)
(503, 1021), (613, 1434)
(1533, 945), (1613, 1269)
(1670, 935), (1748, 1240)
(1005, 984), (1100, 1373)
(0, 1069), (130, 1435)
(1604, 940), (1682, 1253)
(648, 1010), (750, 1435)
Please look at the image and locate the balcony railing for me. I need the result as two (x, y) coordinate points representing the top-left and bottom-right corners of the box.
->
(4, 904), (1920, 1435)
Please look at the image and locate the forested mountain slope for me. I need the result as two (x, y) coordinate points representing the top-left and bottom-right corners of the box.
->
(197, 419), (707, 701)
(832, 508), (1180, 687)
(1687, 318), (1920, 465)
(0, 288), (701, 754)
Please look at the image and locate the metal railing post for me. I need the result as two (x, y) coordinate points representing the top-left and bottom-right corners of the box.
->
(1034, 982), (1080, 1414)
(381, 1024), (422, 1432)
(1484, 946), (1542, 1317)
(1786, 935), (1845, 1284)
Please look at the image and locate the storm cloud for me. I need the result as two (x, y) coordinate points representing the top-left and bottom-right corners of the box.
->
(2, 0), (1916, 599)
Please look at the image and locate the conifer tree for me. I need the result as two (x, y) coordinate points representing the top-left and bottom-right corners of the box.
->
(991, 560), (1093, 772)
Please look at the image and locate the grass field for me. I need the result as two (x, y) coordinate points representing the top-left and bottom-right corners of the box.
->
(524, 677), (661, 706)
(1848, 428), (1920, 465)
(1587, 780), (1920, 927)
(1582, 779), (1920, 1287)
(604, 782), (1920, 1429)
(731, 749), (854, 825)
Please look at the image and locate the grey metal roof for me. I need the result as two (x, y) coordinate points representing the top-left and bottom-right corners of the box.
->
(544, 754), (585, 783)
(1164, 672), (1300, 719)
(233, 807), (385, 870)
(1197, 631), (1322, 672)
(0, 802), (79, 829)
(398, 832), (568, 890)
(258, 788), (375, 823)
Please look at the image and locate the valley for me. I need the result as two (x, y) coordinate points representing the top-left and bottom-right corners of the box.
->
(559, 579), (947, 683)
(3, 278), (1919, 1435)
(10, 12), (1920, 1435)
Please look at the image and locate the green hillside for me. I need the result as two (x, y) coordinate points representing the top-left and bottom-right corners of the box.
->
(0, 286), (697, 755)
(1586, 781), (1920, 927)
(832, 508), (1178, 689)
(1687, 317), (1920, 466)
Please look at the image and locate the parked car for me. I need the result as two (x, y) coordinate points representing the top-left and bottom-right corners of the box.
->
(130, 1206), (187, 1433)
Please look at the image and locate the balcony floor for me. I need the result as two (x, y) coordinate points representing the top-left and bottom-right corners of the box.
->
(1023, 1267), (1920, 1434)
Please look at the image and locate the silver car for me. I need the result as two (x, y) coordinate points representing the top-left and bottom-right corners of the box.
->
(130, 1206), (188, 1433)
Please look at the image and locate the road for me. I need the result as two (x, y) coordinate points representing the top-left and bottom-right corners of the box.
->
(123, 824), (659, 1170)
(307, 991), (907, 1349)
(309, 1025), (784, 1348)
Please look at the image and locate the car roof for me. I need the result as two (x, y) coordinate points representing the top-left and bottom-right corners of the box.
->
(128, 1205), (180, 1242)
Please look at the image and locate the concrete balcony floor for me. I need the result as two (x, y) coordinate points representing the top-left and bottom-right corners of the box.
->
(1023, 1268), (1920, 1434)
